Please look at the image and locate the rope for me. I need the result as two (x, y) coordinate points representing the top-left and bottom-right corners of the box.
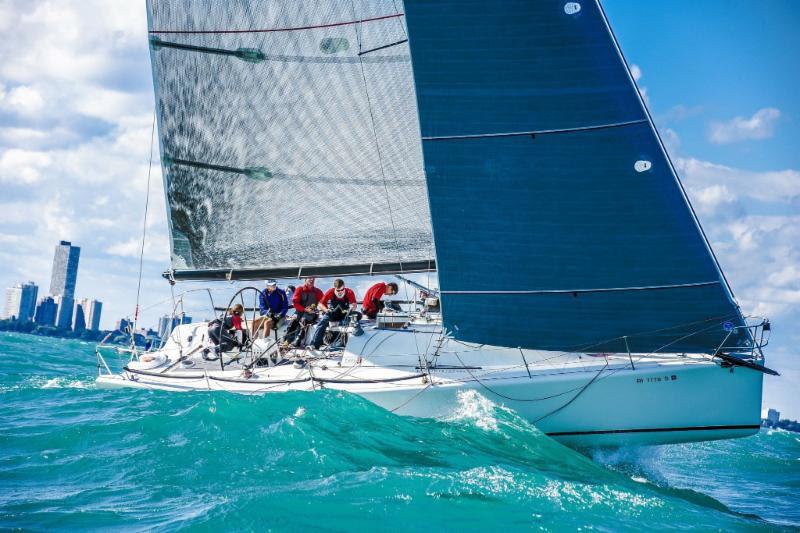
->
(130, 111), (157, 350)
(532, 360), (608, 424)
(390, 383), (432, 413)
(451, 349), (606, 403)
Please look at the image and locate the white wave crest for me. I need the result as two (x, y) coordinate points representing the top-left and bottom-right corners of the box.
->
(446, 390), (500, 431)
(40, 377), (90, 389)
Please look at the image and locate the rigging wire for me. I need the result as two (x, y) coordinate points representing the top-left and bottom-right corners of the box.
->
(562, 313), (740, 354)
(350, 2), (406, 284)
(130, 111), (157, 350)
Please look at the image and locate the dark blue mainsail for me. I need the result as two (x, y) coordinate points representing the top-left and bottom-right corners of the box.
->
(404, 0), (746, 353)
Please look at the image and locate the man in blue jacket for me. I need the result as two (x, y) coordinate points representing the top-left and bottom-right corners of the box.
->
(254, 280), (288, 339)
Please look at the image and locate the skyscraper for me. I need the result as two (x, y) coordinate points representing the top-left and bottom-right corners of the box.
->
(50, 241), (80, 299)
(157, 314), (192, 340)
(84, 299), (103, 331)
(4, 281), (38, 321)
(34, 296), (57, 326)
(73, 300), (87, 332)
(50, 241), (80, 330)
(767, 409), (780, 425)
(116, 318), (132, 333)
(55, 295), (74, 330)
(72, 298), (102, 331)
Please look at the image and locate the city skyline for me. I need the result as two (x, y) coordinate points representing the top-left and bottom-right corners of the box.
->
(3, 240), (106, 334)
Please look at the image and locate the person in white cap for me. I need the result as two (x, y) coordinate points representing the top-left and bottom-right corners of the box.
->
(253, 279), (288, 339)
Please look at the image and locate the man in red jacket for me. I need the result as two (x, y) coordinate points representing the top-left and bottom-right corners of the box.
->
(362, 281), (399, 319)
(284, 277), (324, 347)
(311, 278), (358, 349)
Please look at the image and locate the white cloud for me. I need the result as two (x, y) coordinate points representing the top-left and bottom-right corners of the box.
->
(678, 156), (800, 321)
(661, 127), (681, 153)
(628, 64), (649, 106)
(0, 127), (48, 145)
(106, 232), (171, 261)
(708, 107), (781, 144)
(691, 184), (736, 216)
(677, 157), (800, 205)
(658, 104), (703, 124)
(0, 149), (52, 184)
(1, 85), (45, 115)
(1, 1), (146, 86)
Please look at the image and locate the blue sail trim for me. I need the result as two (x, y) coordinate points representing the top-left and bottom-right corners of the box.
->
(404, 0), (746, 353)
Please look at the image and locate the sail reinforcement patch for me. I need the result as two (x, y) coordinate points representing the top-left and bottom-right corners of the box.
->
(320, 37), (350, 54)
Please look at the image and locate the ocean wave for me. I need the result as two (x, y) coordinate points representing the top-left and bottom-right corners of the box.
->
(1, 332), (797, 530)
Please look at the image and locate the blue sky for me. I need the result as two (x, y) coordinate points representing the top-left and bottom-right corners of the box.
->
(0, 1), (797, 417)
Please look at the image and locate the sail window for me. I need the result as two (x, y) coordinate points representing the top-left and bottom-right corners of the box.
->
(320, 37), (350, 54)
(634, 160), (652, 172)
(564, 2), (581, 15)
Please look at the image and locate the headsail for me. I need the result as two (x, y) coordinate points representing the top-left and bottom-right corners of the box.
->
(404, 0), (747, 353)
(147, 0), (434, 279)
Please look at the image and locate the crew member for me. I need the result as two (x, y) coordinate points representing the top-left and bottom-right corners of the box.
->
(284, 277), (324, 347)
(312, 279), (358, 349)
(362, 281), (398, 319)
(253, 280), (288, 338)
(208, 303), (247, 351)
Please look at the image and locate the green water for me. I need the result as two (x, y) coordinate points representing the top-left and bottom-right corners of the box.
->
(1, 332), (798, 531)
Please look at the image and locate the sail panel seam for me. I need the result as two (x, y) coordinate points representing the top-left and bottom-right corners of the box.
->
(442, 281), (720, 295)
(422, 118), (647, 141)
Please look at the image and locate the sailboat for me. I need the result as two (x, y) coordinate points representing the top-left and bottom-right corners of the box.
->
(96, 0), (777, 447)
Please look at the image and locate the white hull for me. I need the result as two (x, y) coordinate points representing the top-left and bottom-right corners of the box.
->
(97, 324), (763, 448)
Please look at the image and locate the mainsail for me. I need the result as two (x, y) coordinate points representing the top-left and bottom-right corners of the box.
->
(147, 0), (434, 279)
(403, 0), (747, 353)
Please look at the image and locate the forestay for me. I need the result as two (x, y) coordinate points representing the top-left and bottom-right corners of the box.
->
(404, 0), (747, 353)
(147, 0), (434, 279)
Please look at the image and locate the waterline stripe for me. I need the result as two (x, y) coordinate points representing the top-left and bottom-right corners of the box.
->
(546, 424), (761, 437)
